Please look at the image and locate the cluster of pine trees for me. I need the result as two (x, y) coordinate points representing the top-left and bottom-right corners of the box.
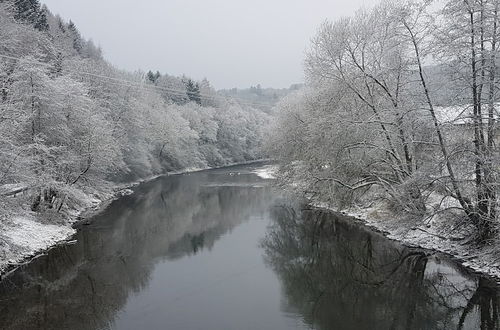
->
(11, 0), (48, 31)
(0, 0), (271, 219)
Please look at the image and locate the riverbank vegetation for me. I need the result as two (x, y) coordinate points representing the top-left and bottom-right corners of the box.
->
(0, 0), (274, 221)
(268, 0), (500, 244)
(0, 0), (278, 265)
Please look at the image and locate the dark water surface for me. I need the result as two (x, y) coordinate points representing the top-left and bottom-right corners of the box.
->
(0, 164), (499, 330)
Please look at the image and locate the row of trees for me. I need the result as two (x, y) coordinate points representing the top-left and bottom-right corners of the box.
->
(0, 0), (271, 218)
(269, 0), (499, 242)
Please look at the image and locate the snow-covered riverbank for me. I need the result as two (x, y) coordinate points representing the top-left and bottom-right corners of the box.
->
(262, 164), (500, 282)
(0, 186), (118, 276)
(334, 202), (500, 282)
(312, 198), (500, 282)
(0, 160), (271, 277)
(8, 160), (497, 284)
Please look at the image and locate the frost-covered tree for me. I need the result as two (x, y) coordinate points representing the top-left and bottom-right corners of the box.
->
(0, 1), (273, 222)
(270, 0), (500, 242)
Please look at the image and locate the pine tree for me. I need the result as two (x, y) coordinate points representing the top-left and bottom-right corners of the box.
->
(33, 7), (48, 31)
(57, 17), (66, 33)
(13, 0), (48, 31)
(67, 20), (83, 53)
(51, 52), (63, 77)
(13, 0), (37, 22)
(186, 79), (201, 105)
(146, 71), (154, 83)
(146, 70), (161, 84)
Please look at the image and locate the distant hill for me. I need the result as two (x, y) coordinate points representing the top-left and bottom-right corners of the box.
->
(219, 84), (303, 112)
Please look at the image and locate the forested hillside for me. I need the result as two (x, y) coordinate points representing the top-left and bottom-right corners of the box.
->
(219, 84), (303, 111)
(0, 0), (272, 225)
(268, 0), (500, 244)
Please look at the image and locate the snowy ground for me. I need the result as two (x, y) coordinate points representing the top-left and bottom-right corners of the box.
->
(0, 187), (107, 275)
(0, 215), (76, 273)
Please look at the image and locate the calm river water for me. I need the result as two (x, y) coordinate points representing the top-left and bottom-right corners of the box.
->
(0, 163), (498, 330)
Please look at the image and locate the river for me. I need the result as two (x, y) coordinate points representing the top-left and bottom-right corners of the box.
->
(0, 163), (498, 330)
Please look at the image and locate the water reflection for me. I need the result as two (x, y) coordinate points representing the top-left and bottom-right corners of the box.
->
(1, 165), (500, 330)
(262, 205), (500, 330)
(0, 165), (277, 330)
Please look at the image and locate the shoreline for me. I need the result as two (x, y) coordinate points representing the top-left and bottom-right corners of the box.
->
(8, 160), (491, 285)
(256, 164), (500, 282)
(310, 201), (500, 283)
(0, 159), (269, 278)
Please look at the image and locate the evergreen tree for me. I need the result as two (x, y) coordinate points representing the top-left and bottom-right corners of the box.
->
(33, 6), (48, 31)
(146, 70), (161, 84)
(51, 52), (63, 77)
(67, 20), (83, 53)
(13, 0), (37, 22)
(146, 70), (154, 83)
(57, 17), (66, 33)
(185, 79), (201, 105)
(13, 0), (48, 31)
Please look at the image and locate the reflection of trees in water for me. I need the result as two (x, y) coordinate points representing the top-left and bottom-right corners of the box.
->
(0, 171), (276, 330)
(458, 278), (499, 330)
(262, 205), (500, 330)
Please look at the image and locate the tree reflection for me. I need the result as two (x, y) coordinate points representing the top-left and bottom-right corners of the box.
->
(458, 278), (499, 330)
(262, 205), (500, 330)
(0, 166), (277, 330)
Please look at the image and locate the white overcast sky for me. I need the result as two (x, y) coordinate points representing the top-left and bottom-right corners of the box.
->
(40, 0), (378, 89)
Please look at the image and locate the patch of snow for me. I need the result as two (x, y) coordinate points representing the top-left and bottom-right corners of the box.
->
(434, 103), (500, 125)
(253, 165), (278, 179)
(179, 167), (205, 174)
(0, 183), (28, 196)
(6, 216), (74, 251)
(1, 215), (75, 271)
